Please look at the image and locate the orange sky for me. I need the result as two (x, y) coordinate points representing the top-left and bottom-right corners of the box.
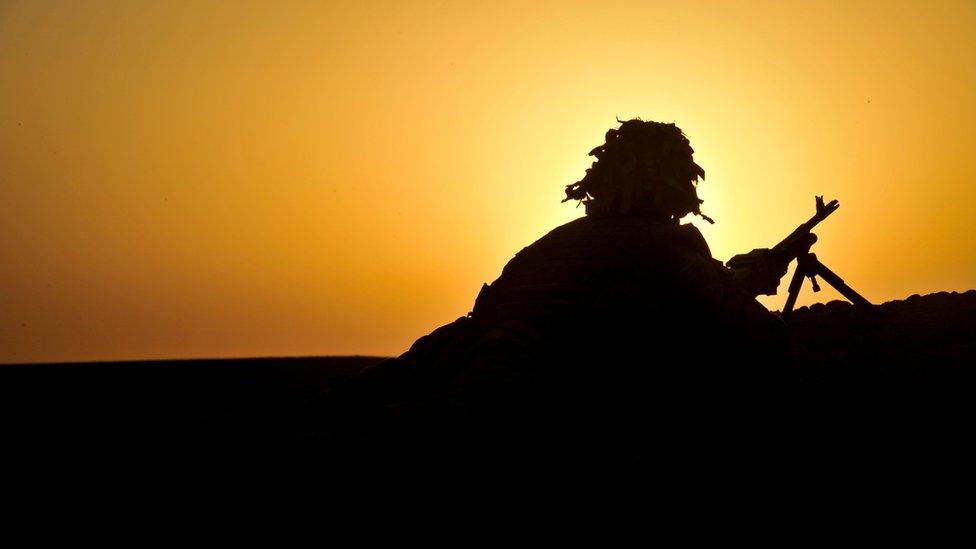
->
(2, 0), (974, 363)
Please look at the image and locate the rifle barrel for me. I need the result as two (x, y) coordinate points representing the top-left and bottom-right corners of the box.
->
(770, 197), (839, 259)
(802, 198), (839, 232)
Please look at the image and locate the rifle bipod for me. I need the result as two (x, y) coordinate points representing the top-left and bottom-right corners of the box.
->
(781, 246), (871, 323)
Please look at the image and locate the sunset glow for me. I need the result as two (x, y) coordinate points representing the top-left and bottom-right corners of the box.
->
(2, 0), (974, 362)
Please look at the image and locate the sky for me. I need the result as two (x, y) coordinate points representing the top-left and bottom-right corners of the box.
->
(1, 0), (974, 363)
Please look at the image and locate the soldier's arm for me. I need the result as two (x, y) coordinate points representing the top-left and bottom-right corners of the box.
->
(674, 223), (789, 299)
(725, 248), (791, 298)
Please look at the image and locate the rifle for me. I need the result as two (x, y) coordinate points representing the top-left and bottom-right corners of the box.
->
(727, 196), (871, 322)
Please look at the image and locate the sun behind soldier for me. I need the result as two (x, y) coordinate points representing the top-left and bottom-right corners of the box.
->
(337, 118), (792, 467)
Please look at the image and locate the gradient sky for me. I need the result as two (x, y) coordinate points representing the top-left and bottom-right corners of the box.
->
(2, 0), (974, 363)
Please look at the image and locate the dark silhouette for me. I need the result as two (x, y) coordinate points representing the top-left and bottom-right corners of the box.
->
(562, 119), (712, 222)
(325, 119), (803, 469)
(4, 119), (975, 484)
(727, 195), (871, 321)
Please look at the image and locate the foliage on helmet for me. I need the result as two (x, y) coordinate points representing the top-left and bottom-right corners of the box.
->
(563, 118), (713, 223)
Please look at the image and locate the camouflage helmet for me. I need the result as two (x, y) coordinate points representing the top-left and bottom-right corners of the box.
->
(563, 118), (712, 223)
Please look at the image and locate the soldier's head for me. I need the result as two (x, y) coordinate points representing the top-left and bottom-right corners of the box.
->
(563, 118), (711, 223)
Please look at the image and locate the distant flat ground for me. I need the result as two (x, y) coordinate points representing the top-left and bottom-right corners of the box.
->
(0, 355), (389, 441)
(2, 290), (974, 447)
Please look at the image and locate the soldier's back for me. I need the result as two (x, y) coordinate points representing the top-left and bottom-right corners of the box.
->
(332, 215), (787, 469)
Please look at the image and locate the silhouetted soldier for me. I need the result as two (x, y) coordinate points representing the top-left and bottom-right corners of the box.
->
(333, 118), (793, 470)
(559, 118), (792, 302)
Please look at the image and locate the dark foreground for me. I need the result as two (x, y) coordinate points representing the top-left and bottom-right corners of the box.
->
(0, 355), (386, 444)
(3, 291), (975, 479)
(788, 291), (976, 458)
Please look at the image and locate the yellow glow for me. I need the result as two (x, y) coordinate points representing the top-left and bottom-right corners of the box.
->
(2, 1), (974, 362)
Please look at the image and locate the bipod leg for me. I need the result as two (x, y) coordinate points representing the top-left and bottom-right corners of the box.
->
(781, 257), (809, 323)
(807, 254), (871, 307)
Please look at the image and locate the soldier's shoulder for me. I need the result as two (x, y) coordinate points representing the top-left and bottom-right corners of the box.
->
(672, 222), (711, 258)
(531, 215), (709, 246)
